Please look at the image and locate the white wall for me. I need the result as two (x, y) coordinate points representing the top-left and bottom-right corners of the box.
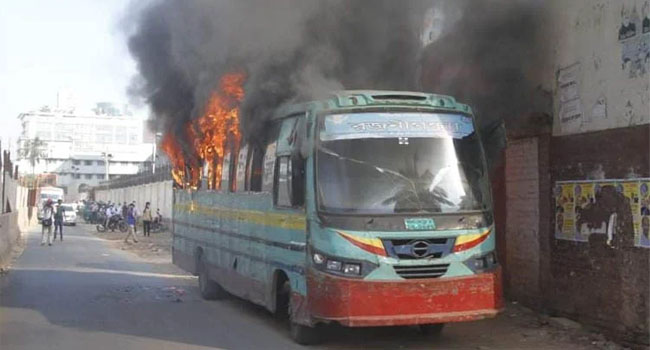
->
(95, 180), (173, 219)
(549, 0), (650, 136)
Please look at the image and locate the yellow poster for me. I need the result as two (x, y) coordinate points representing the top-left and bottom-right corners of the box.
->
(621, 181), (640, 239)
(554, 183), (575, 240)
(574, 182), (595, 240)
(638, 181), (650, 247)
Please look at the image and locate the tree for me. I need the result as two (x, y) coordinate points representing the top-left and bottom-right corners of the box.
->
(18, 138), (47, 176)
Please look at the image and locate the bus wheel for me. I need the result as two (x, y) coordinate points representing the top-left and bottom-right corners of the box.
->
(285, 281), (320, 345)
(198, 256), (226, 300)
(290, 321), (319, 345)
(418, 323), (445, 336)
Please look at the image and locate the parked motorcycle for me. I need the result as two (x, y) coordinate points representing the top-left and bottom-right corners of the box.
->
(96, 215), (128, 233)
(150, 220), (167, 233)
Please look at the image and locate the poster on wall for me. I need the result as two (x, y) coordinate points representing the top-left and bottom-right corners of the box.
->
(557, 63), (583, 134)
(574, 182), (597, 240)
(638, 181), (650, 247)
(555, 178), (650, 247)
(622, 181), (641, 238)
(554, 183), (576, 241)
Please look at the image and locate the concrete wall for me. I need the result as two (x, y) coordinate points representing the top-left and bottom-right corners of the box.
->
(549, 0), (650, 136)
(547, 126), (649, 345)
(0, 176), (37, 267)
(94, 180), (173, 219)
(496, 2), (650, 345)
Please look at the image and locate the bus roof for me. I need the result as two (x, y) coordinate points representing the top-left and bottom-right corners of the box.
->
(272, 90), (473, 120)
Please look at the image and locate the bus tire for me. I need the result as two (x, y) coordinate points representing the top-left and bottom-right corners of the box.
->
(290, 321), (319, 345)
(418, 323), (445, 336)
(285, 281), (320, 345)
(198, 256), (226, 300)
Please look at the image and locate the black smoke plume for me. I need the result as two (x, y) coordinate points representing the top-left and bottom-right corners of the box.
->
(126, 0), (548, 166)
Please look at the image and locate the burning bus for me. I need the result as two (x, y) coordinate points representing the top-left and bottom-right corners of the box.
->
(170, 89), (502, 344)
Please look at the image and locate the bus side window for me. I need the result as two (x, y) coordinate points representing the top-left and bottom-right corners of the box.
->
(262, 142), (277, 193)
(222, 151), (232, 191)
(274, 156), (292, 207)
(245, 145), (264, 192)
(235, 144), (248, 192)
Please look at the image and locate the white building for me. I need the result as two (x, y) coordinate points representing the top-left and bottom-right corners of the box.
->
(17, 103), (155, 200)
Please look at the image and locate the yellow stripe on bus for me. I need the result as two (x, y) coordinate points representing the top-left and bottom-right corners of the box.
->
(174, 202), (306, 231)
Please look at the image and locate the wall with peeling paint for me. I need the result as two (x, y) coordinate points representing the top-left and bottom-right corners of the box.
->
(546, 127), (649, 345)
(549, 0), (650, 136)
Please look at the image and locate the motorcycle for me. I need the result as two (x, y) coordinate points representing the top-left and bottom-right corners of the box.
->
(150, 219), (167, 233)
(97, 215), (128, 233)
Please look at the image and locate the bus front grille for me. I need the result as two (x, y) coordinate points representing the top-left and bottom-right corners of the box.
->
(393, 264), (449, 279)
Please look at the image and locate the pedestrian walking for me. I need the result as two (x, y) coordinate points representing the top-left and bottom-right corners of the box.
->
(124, 203), (138, 243)
(41, 199), (54, 246)
(132, 201), (139, 234)
(142, 202), (152, 237)
(53, 199), (65, 241)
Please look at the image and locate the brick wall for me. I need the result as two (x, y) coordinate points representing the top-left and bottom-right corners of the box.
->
(504, 137), (541, 307)
(546, 124), (649, 345)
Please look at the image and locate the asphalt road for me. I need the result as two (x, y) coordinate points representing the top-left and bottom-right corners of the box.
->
(0, 224), (601, 350)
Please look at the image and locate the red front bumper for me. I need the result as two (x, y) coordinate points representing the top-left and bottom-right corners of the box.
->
(306, 267), (503, 327)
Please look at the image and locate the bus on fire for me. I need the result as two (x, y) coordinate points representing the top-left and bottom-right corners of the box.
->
(172, 90), (502, 344)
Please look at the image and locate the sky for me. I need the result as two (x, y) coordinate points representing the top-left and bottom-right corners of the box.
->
(0, 0), (144, 150)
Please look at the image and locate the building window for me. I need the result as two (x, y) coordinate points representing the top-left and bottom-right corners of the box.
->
(97, 174), (105, 180)
(96, 160), (105, 166)
(72, 160), (80, 165)
(74, 174), (81, 179)
(84, 160), (92, 166)
(115, 131), (127, 144)
(84, 174), (92, 179)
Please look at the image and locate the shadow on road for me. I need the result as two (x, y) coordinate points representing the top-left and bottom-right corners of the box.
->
(0, 267), (480, 349)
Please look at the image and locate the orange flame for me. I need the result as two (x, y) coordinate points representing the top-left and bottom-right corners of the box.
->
(161, 72), (246, 189)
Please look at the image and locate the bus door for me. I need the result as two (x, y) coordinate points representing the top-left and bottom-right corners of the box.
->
(271, 116), (307, 281)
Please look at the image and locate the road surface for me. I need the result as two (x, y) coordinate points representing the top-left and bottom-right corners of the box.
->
(0, 224), (611, 349)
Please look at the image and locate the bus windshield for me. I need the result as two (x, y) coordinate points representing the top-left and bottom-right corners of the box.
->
(316, 112), (490, 215)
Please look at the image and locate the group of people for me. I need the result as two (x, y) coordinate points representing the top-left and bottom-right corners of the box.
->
(40, 199), (66, 246)
(101, 201), (160, 243)
(41, 199), (163, 246)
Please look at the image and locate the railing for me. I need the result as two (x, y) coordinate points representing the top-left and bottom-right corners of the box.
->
(94, 165), (172, 191)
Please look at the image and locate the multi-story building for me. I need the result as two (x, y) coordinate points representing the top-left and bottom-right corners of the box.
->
(16, 103), (155, 200)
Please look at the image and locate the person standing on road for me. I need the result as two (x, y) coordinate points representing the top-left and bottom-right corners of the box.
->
(131, 201), (139, 234)
(104, 204), (113, 227)
(41, 199), (54, 246)
(53, 199), (65, 241)
(142, 202), (152, 237)
(124, 203), (138, 243)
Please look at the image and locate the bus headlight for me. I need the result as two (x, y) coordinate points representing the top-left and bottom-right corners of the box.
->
(312, 253), (326, 265)
(326, 260), (342, 271)
(342, 263), (361, 275)
(309, 249), (377, 278)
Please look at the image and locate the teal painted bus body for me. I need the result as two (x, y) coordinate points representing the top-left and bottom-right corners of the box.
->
(172, 90), (503, 329)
